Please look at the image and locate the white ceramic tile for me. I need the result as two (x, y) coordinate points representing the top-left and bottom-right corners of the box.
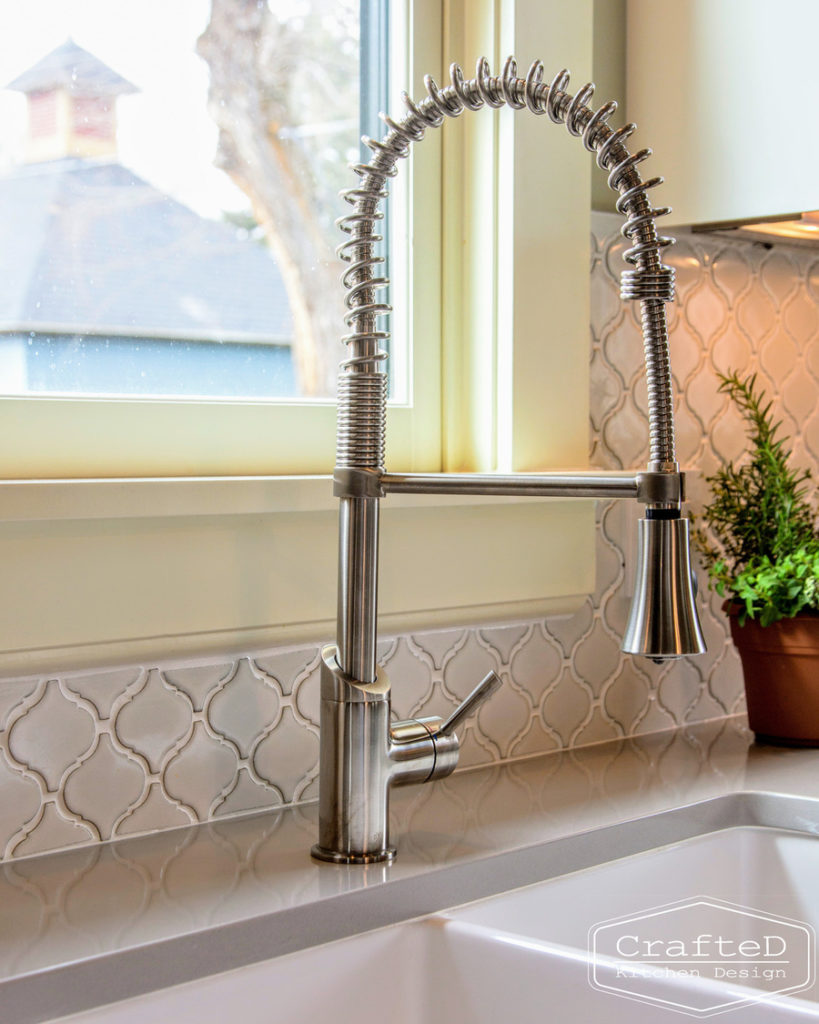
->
(161, 663), (234, 713)
(508, 716), (561, 759)
(252, 647), (320, 697)
(602, 391), (649, 469)
(7, 682), (96, 792)
(669, 319), (705, 386)
(783, 291), (819, 345)
(709, 323), (754, 377)
(213, 766), (283, 817)
(683, 281), (729, 344)
(476, 623), (532, 665)
(252, 706), (319, 803)
(475, 676), (532, 757)
(114, 670), (192, 773)
(685, 675), (733, 724)
(411, 628), (468, 672)
(590, 346), (624, 439)
(0, 678), (45, 729)
(64, 668), (144, 720)
(540, 672), (593, 747)
(163, 723), (241, 819)
(206, 661), (281, 758)
(760, 249), (800, 308)
(455, 722), (498, 769)
(736, 284), (778, 340)
(760, 328), (799, 388)
(708, 649), (746, 716)
(542, 600), (594, 659)
(0, 751), (42, 854)
(710, 246), (753, 307)
(441, 631), (502, 707)
(507, 626), (564, 704)
(783, 360), (818, 423)
(380, 636), (435, 719)
(601, 665), (653, 735)
(11, 801), (97, 858)
(63, 734), (146, 837)
(292, 659), (321, 728)
(570, 618), (622, 699)
(572, 705), (622, 747)
(115, 782), (194, 836)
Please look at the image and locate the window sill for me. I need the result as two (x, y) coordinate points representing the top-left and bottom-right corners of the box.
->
(0, 476), (595, 679)
(0, 475), (338, 522)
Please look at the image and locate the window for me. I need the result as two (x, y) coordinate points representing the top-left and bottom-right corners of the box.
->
(0, 0), (441, 476)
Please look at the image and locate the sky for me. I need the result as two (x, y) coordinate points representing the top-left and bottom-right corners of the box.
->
(0, 0), (246, 217)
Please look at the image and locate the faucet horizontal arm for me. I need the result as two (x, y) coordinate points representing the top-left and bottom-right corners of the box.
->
(334, 467), (683, 505)
(382, 470), (639, 498)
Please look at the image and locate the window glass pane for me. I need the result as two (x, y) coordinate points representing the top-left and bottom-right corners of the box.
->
(0, 0), (381, 401)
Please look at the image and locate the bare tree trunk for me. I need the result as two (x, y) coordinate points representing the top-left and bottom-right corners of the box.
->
(198, 0), (350, 396)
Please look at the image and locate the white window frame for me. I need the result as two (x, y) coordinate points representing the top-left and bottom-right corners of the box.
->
(0, 1), (442, 479)
(0, 0), (598, 677)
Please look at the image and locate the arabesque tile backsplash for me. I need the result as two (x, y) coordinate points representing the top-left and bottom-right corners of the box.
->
(2, 212), (818, 862)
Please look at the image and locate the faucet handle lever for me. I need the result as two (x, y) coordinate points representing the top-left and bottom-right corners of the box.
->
(438, 671), (502, 738)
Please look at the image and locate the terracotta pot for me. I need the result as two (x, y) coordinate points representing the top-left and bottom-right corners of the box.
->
(728, 608), (819, 746)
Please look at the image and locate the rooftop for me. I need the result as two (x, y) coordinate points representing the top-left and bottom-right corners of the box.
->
(6, 38), (138, 97)
(0, 159), (293, 342)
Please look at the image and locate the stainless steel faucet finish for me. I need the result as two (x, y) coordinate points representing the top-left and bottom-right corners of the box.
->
(313, 56), (707, 865)
(312, 646), (500, 863)
(622, 515), (704, 660)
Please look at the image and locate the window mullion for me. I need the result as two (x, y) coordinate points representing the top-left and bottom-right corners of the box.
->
(441, 0), (593, 475)
(441, 0), (500, 473)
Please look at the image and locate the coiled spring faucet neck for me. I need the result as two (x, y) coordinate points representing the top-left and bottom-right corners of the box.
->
(337, 56), (678, 482)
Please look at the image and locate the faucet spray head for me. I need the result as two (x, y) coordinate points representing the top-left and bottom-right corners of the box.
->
(621, 511), (706, 660)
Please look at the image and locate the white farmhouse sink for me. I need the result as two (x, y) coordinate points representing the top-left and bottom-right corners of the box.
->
(443, 825), (819, 1020)
(55, 825), (819, 1024)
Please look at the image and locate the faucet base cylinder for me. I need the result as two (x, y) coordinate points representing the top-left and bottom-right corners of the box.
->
(310, 843), (396, 865)
(312, 646), (400, 864)
(311, 645), (463, 865)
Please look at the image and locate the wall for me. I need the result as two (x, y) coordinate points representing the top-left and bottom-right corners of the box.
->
(3, 213), (817, 861)
(591, 0), (626, 213)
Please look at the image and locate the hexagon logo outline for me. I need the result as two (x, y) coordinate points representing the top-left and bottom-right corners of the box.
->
(587, 895), (815, 1017)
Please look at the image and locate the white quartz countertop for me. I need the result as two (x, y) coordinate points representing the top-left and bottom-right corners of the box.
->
(4, 715), (819, 1022)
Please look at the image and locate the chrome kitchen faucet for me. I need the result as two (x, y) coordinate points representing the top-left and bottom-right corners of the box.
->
(311, 57), (706, 866)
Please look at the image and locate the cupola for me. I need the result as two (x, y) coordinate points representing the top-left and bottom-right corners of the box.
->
(6, 39), (137, 163)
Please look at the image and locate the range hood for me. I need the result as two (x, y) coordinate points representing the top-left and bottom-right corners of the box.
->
(692, 211), (819, 248)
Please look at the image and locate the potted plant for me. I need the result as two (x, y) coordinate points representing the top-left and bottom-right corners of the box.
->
(693, 370), (819, 745)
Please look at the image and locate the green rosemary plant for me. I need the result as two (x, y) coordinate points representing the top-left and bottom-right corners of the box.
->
(693, 371), (819, 626)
